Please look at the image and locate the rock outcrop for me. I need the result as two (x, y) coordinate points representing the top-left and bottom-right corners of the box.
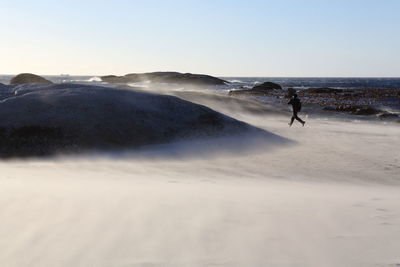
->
(0, 83), (266, 157)
(323, 105), (381, 115)
(252, 82), (282, 91)
(229, 82), (283, 96)
(10, 73), (53, 85)
(377, 113), (400, 119)
(101, 72), (227, 85)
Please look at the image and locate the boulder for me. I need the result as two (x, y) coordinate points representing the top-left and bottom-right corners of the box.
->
(353, 107), (381, 115)
(101, 72), (227, 85)
(10, 73), (53, 85)
(323, 105), (381, 115)
(229, 82), (283, 96)
(252, 82), (282, 91)
(377, 113), (400, 119)
(99, 75), (120, 83)
(0, 83), (265, 157)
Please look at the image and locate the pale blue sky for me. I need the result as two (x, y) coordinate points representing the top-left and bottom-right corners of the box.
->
(1, 0), (399, 76)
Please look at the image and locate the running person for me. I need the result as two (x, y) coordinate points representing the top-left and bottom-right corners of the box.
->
(288, 93), (305, 127)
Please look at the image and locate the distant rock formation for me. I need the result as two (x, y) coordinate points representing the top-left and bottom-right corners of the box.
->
(322, 105), (381, 115)
(10, 73), (53, 85)
(252, 82), (282, 91)
(101, 72), (227, 85)
(229, 81), (283, 96)
(322, 105), (400, 120)
(0, 83), (265, 158)
(377, 113), (400, 119)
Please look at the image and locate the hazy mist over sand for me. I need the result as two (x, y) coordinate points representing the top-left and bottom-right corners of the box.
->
(0, 86), (399, 266)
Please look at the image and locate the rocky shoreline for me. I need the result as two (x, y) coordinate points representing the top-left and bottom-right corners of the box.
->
(229, 82), (400, 121)
(2, 73), (399, 122)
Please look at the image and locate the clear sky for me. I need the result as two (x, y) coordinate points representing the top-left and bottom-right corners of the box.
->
(1, 0), (399, 77)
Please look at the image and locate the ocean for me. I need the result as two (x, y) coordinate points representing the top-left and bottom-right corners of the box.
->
(2, 74), (399, 115)
(2, 75), (400, 89)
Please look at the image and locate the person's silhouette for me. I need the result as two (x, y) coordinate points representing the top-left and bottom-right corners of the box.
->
(288, 93), (305, 127)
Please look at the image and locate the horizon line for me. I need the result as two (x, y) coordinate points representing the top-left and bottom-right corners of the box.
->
(0, 73), (399, 79)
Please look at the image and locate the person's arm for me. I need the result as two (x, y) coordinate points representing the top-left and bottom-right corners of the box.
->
(288, 99), (293, 105)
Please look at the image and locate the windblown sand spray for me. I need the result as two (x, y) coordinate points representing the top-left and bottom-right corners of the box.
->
(0, 82), (399, 266)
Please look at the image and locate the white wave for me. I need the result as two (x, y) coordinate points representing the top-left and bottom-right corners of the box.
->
(88, 76), (102, 82)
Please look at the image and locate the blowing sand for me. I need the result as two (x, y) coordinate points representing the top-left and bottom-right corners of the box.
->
(0, 113), (399, 267)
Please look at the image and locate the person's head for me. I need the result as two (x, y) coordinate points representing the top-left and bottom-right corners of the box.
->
(293, 93), (298, 98)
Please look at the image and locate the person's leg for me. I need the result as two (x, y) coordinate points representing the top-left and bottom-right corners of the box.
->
(289, 114), (295, 126)
(295, 115), (304, 123)
(293, 111), (305, 126)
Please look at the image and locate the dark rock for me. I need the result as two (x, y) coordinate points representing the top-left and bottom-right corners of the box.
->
(0, 126), (66, 156)
(229, 82), (283, 96)
(194, 113), (224, 131)
(99, 75), (120, 83)
(352, 107), (381, 115)
(0, 83), (266, 158)
(10, 73), (53, 85)
(377, 113), (400, 119)
(323, 105), (381, 115)
(252, 82), (282, 91)
(304, 87), (342, 94)
(101, 72), (227, 85)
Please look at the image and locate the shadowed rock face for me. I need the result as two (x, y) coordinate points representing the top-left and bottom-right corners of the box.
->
(322, 105), (399, 121)
(101, 72), (227, 85)
(0, 83), (273, 158)
(10, 73), (53, 85)
(323, 105), (382, 115)
(229, 81), (282, 96)
(252, 82), (282, 91)
(377, 113), (400, 119)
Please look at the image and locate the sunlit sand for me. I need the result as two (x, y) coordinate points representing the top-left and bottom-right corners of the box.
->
(1, 109), (399, 267)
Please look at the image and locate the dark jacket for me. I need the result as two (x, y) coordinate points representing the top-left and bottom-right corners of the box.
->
(288, 98), (301, 112)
